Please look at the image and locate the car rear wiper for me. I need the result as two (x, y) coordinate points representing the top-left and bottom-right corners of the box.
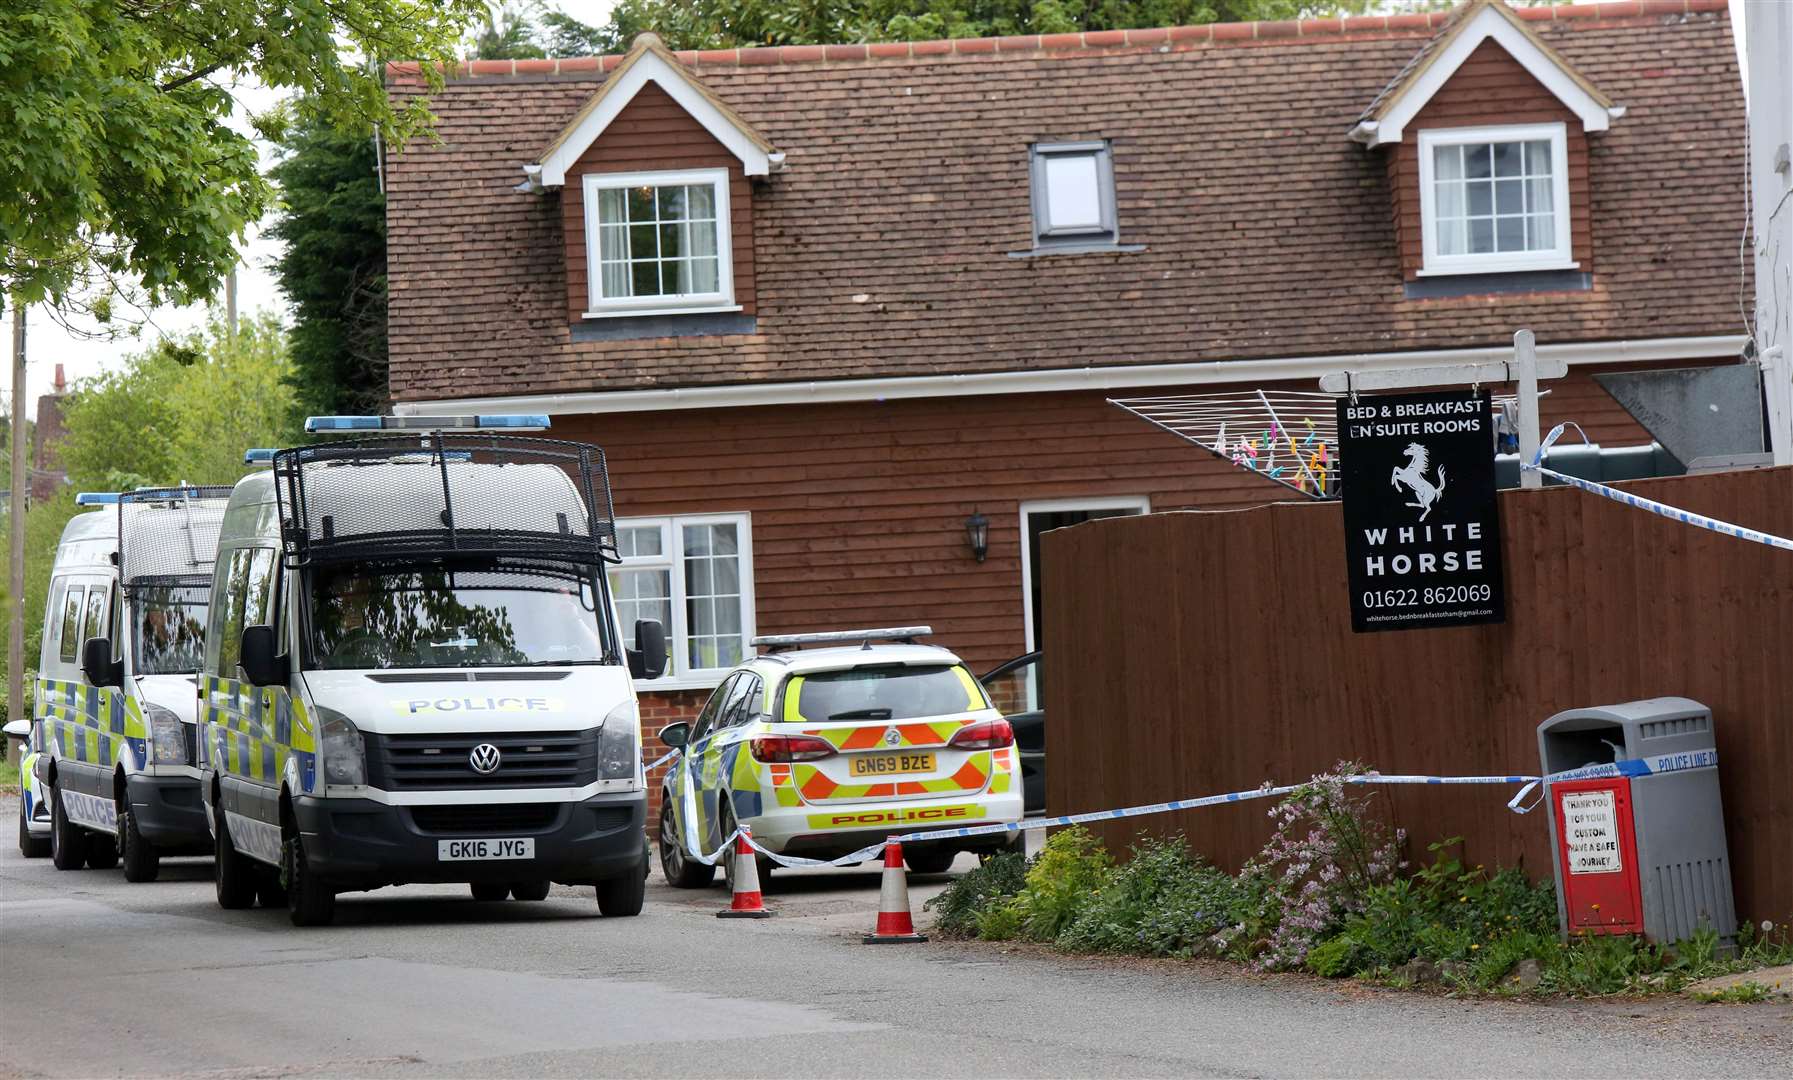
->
(828, 708), (893, 720)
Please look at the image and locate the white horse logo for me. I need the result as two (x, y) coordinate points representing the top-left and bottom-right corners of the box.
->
(1390, 442), (1447, 521)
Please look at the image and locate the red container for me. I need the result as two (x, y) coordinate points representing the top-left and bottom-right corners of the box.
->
(1551, 777), (1644, 935)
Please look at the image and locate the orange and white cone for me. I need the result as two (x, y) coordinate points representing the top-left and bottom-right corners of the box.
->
(863, 838), (927, 943)
(717, 827), (773, 919)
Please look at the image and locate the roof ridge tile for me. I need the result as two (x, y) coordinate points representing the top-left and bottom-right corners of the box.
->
(386, 0), (1728, 79)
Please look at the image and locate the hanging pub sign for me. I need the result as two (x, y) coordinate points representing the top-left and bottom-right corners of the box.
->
(1336, 388), (1506, 632)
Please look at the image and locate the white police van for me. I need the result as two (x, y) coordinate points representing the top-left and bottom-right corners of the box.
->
(201, 416), (664, 925)
(27, 486), (231, 879)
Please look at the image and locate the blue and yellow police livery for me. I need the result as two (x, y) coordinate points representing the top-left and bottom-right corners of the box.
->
(657, 627), (1025, 886)
(200, 418), (658, 925)
(29, 488), (231, 881)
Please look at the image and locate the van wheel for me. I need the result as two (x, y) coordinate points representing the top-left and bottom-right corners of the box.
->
(119, 803), (161, 882)
(510, 880), (551, 901)
(213, 804), (258, 909)
(283, 830), (336, 927)
(470, 882), (510, 902)
(85, 830), (118, 869)
(50, 784), (89, 870)
(18, 797), (50, 859)
(596, 870), (645, 917)
(658, 796), (715, 888)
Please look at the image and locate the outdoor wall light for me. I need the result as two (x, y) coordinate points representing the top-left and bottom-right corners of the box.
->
(964, 511), (989, 563)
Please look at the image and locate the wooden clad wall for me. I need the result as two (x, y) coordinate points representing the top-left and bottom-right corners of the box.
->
(1041, 465), (1793, 924)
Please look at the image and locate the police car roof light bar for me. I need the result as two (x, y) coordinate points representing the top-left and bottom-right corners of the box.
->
(244, 448), (277, 465)
(751, 626), (934, 653)
(304, 414), (551, 433)
(75, 492), (122, 506)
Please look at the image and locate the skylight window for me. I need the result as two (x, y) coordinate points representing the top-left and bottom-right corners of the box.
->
(1030, 141), (1117, 249)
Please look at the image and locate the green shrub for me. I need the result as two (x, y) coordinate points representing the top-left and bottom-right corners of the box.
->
(1059, 836), (1239, 956)
(1008, 826), (1111, 942)
(923, 850), (1028, 939)
(1137, 861), (1247, 958)
(1469, 930), (1556, 990)
(975, 903), (1025, 941)
(1541, 934), (1665, 995)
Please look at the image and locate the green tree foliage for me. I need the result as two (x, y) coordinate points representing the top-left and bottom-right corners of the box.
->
(58, 312), (301, 493)
(2, 313), (299, 697)
(268, 117), (390, 416)
(589, 0), (1375, 51)
(0, 0), (486, 319)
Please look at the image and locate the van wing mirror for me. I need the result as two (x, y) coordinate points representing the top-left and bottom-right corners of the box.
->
(240, 625), (284, 688)
(82, 637), (124, 688)
(627, 619), (668, 680)
(658, 721), (690, 750)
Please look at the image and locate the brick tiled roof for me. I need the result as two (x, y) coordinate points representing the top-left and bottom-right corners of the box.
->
(384, 0), (1743, 402)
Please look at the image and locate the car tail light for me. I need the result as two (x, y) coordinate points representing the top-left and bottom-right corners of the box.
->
(948, 719), (1014, 750)
(750, 735), (836, 763)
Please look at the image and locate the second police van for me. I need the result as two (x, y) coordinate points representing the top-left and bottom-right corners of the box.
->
(25, 486), (231, 879)
(201, 416), (664, 925)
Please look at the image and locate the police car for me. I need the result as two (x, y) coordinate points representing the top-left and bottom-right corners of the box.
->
(656, 627), (1024, 886)
(7, 719), (50, 857)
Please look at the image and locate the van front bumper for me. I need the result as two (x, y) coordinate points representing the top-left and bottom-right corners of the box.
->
(292, 790), (646, 891)
(124, 772), (211, 851)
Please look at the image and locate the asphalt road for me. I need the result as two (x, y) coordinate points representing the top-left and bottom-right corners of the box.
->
(2, 803), (1788, 1079)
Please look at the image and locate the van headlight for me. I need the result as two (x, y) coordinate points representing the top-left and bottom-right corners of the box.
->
(598, 700), (640, 782)
(146, 705), (189, 765)
(320, 709), (367, 787)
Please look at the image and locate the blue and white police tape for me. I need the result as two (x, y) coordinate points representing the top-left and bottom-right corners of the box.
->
(1525, 423), (1793, 552)
(1503, 745), (1719, 813)
(646, 748), (681, 772)
(674, 750), (1720, 871)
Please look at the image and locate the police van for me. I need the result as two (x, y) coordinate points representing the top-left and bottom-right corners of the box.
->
(28, 486), (231, 880)
(201, 416), (662, 925)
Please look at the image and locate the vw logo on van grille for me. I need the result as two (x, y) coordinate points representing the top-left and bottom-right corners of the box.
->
(468, 743), (502, 775)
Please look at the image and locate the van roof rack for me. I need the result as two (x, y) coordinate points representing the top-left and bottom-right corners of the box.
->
(751, 626), (933, 653)
(304, 414), (550, 433)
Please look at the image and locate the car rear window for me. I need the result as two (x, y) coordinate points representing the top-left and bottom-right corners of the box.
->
(792, 664), (986, 722)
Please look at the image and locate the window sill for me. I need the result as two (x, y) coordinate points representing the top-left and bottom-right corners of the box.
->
(1415, 260), (1578, 278)
(581, 303), (743, 320)
(1404, 269), (1591, 300)
(1009, 243), (1146, 259)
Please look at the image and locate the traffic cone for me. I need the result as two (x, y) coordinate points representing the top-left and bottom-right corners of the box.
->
(863, 838), (927, 944)
(717, 827), (773, 919)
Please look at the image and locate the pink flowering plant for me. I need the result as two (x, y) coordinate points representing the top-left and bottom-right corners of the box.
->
(1221, 761), (1407, 970)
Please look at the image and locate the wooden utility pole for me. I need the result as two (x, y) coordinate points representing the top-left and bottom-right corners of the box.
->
(7, 301), (25, 761)
(225, 266), (238, 343)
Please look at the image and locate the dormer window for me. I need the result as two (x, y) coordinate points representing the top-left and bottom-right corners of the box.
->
(1030, 141), (1117, 249)
(1418, 124), (1572, 276)
(582, 169), (735, 316)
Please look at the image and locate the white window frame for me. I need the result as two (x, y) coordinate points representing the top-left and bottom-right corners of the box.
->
(1416, 123), (1575, 277)
(610, 512), (755, 690)
(1017, 496), (1149, 652)
(581, 168), (738, 318)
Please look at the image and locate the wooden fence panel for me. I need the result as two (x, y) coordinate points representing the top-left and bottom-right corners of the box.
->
(1042, 466), (1793, 923)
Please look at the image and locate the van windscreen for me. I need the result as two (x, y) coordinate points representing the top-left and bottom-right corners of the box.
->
(133, 585), (209, 675)
(307, 565), (606, 670)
